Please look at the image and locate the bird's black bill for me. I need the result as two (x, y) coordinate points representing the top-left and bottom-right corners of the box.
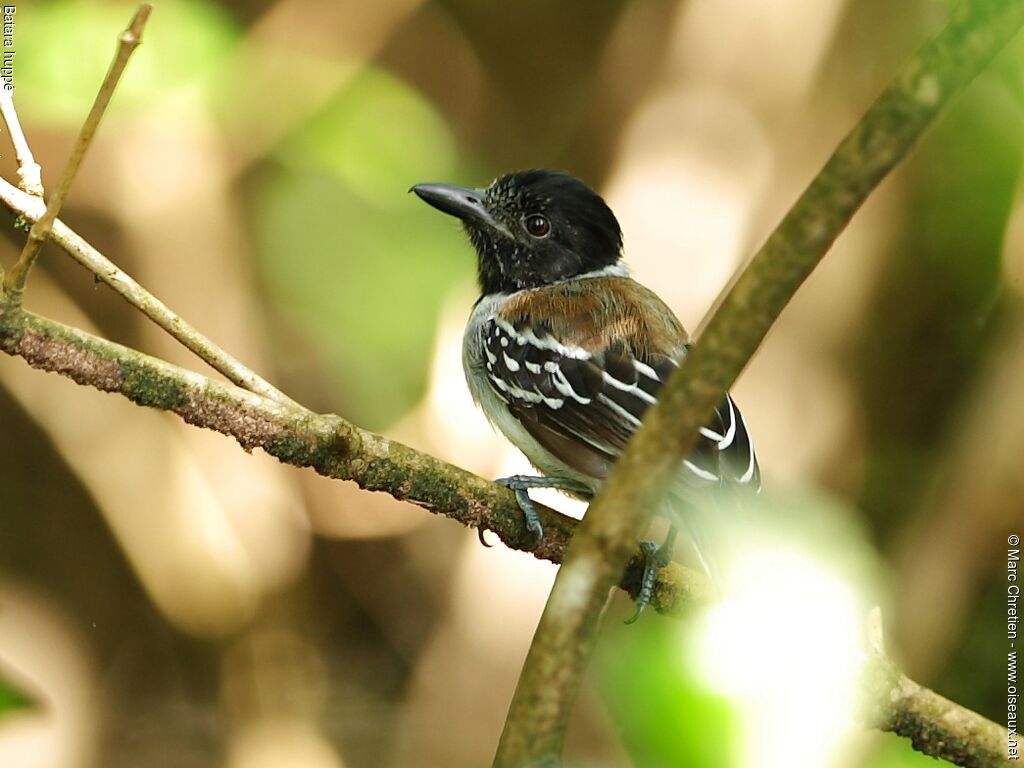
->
(412, 183), (496, 228)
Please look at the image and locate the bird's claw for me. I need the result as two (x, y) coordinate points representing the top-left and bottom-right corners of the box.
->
(625, 540), (663, 624)
(496, 476), (545, 544)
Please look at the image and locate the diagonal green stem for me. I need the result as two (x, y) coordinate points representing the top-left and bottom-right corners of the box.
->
(494, 1), (1024, 766)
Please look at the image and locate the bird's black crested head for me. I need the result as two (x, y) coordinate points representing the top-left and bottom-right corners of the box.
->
(413, 169), (624, 295)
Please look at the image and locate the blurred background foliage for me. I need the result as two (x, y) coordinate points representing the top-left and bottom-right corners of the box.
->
(0, 0), (1022, 766)
(0, 673), (32, 714)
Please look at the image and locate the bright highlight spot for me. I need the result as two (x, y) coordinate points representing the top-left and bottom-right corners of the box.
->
(692, 546), (867, 768)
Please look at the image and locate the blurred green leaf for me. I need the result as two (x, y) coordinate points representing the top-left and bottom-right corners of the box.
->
(596, 617), (738, 768)
(15, 0), (239, 125)
(254, 170), (471, 426)
(857, 46), (1024, 535)
(0, 670), (33, 716)
(595, 492), (886, 768)
(254, 67), (475, 426)
(284, 68), (457, 208)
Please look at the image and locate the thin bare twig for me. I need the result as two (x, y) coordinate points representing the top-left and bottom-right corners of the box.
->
(1, 3), (152, 300)
(0, 177), (303, 408)
(0, 89), (43, 197)
(493, 0), (1024, 766)
(0, 4), (299, 408)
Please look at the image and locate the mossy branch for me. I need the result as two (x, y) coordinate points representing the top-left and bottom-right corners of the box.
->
(0, 303), (704, 607)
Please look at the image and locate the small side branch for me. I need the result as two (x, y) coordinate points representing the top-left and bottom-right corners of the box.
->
(0, 178), (302, 407)
(864, 610), (1009, 768)
(2, 4), (152, 300)
(879, 677), (1009, 767)
(0, 4), (297, 408)
(0, 89), (43, 197)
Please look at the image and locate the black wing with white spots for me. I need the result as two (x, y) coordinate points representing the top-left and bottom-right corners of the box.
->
(481, 316), (760, 490)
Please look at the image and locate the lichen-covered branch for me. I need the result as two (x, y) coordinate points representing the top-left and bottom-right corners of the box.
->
(862, 609), (1009, 768)
(0, 302), (1007, 768)
(0, 304), (705, 606)
(494, 0), (1024, 766)
(876, 676), (1009, 767)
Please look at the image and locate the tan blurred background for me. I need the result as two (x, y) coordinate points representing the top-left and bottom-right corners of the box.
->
(1, 1), (1022, 766)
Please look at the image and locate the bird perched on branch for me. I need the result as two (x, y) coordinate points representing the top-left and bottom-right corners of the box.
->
(413, 169), (760, 618)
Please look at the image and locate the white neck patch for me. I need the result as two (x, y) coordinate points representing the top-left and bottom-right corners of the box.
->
(575, 260), (630, 281)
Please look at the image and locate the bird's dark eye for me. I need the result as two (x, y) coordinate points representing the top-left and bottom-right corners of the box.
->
(524, 214), (551, 238)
